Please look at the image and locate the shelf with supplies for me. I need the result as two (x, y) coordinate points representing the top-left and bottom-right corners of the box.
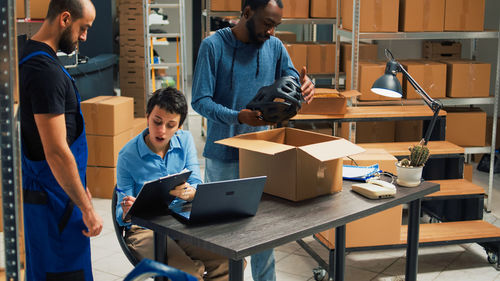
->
(292, 0), (500, 276)
(332, 0), (500, 214)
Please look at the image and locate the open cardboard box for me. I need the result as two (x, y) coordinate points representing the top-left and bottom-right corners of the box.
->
(217, 128), (365, 201)
(299, 89), (361, 115)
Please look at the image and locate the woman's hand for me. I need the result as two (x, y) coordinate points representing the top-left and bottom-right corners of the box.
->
(121, 196), (136, 221)
(170, 182), (196, 202)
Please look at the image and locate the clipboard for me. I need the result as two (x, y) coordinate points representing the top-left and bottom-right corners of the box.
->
(124, 169), (192, 220)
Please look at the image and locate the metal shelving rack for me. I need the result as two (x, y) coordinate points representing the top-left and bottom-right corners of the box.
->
(1, 0), (23, 280)
(144, 0), (188, 97)
(336, 0), (500, 211)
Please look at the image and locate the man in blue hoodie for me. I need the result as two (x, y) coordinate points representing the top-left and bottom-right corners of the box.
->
(191, 0), (315, 280)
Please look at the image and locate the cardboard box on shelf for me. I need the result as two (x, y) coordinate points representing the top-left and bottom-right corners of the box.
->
(341, 0), (399, 32)
(346, 60), (402, 101)
(120, 78), (147, 94)
(423, 41), (461, 60)
(291, 122), (334, 136)
(118, 2), (143, 15)
(132, 118), (148, 137)
(120, 45), (145, 59)
(318, 205), (403, 248)
(445, 107), (486, 147)
(444, 0), (485, 31)
(81, 96), (134, 136)
(282, 0), (309, 18)
(16, 0), (25, 18)
(30, 0), (49, 19)
(340, 42), (378, 72)
(486, 117), (500, 149)
(217, 128), (365, 201)
(343, 148), (398, 174)
(353, 121), (396, 143)
(87, 129), (134, 167)
(399, 0), (445, 32)
(442, 60), (491, 98)
(119, 10), (144, 27)
(133, 98), (147, 118)
(275, 31), (297, 43)
(310, 0), (337, 18)
(464, 163), (473, 182)
(210, 0), (241, 11)
(307, 43), (336, 74)
(395, 120), (424, 142)
(87, 167), (117, 199)
(299, 89), (360, 115)
(285, 44), (307, 71)
(400, 60), (447, 99)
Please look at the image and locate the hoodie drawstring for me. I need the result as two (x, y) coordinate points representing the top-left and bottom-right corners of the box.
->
(230, 48), (236, 90)
(256, 49), (260, 78)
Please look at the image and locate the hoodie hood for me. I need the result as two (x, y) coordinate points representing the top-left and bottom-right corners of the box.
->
(216, 27), (263, 89)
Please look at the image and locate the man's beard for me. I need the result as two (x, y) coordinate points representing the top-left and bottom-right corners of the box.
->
(59, 27), (78, 55)
(246, 17), (268, 45)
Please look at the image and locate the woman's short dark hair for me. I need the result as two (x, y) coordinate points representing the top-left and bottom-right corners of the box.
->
(242, 0), (283, 11)
(146, 87), (188, 127)
(46, 0), (84, 21)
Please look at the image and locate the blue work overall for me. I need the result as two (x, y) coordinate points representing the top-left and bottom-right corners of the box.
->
(19, 51), (92, 281)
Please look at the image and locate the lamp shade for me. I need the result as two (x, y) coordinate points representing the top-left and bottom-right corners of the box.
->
(371, 74), (403, 98)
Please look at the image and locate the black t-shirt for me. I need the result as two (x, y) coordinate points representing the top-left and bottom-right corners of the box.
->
(19, 40), (83, 161)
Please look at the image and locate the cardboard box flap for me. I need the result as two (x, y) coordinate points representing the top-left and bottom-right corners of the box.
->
(216, 138), (295, 155)
(299, 138), (365, 162)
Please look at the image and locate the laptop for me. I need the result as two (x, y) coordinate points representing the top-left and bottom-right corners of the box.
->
(124, 170), (192, 220)
(169, 176), (267, 224)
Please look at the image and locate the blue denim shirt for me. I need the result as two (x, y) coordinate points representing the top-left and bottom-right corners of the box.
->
(115, 128), (202, 226)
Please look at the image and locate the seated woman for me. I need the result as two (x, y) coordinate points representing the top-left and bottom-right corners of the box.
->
(116, 87), (229, 280)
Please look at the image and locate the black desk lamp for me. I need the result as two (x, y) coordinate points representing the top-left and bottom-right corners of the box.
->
(371, 49), (443, 145)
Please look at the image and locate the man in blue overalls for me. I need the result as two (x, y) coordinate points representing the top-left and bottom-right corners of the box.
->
(18, 0), (103, 280)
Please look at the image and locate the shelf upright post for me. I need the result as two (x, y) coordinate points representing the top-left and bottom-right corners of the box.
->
(0, 0), (22, 280)
(348, 0), (361, 143)
(486, 26), (500, 212)
(334, 0), (341, 90)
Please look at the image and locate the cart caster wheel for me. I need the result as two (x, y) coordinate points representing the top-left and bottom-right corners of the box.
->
(487, 251), (498, 264)
(313, 267), (328, 281)
(429, 217), (440, 224)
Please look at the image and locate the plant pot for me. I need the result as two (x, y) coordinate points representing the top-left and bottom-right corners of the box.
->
(396, 163), (424, 187)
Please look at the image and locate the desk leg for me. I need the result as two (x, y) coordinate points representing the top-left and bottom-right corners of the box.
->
(154, 232), (167, 281)
(406, 199), (421, 281)
(335, 225), (346, 281)
(229, 259), (244, 281)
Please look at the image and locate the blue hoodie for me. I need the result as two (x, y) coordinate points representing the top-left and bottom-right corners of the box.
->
(191, 27), (300, 161)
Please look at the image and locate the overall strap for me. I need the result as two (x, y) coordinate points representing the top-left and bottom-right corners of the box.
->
(19, 50), (75, 82)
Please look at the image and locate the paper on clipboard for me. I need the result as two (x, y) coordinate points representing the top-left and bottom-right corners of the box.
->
(124, 169), (192, 220)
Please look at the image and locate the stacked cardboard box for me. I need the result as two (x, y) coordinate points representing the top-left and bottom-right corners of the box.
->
(345, 60), (403, 101)
(442, 60), (491, 98)
(341, 0), (400, 32)
(445, 107), (487, 147)
(399, 0), (445, 32)
(82, 96), (147, 198)
(340, 42), (378, 72)
(310, 0), (337, 18)
(282, 0), (310, 18)
(400, 60), (447, 99)
(423, 41), (462, 60)
(119, 0), (147, 117)
(210, 0), (241, 11)
(444, 0), (485, 31)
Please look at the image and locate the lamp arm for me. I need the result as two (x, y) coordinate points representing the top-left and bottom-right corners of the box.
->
(396, 62), (442, 145)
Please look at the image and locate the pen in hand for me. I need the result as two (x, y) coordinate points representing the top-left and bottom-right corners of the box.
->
(115, 187), (129, 198)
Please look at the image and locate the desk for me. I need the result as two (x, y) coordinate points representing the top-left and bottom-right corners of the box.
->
(132, 181), (439, 281)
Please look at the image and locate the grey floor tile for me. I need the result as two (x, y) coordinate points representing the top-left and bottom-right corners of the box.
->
(435, 266), (500, 281)
(275, 253), (318, 278)
(346, 251), (400, 274)
(92, 251), (134, 278)
(343, 266), (380, 281)
(382, 257), (442, 280)
(92, 269), (123, 281)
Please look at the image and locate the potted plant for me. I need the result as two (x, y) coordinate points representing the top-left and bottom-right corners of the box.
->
(396, 142), (430, 187)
